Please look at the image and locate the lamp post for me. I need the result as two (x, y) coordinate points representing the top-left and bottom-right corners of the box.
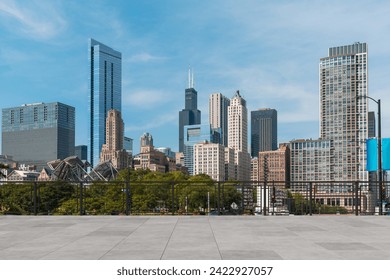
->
(361, 96), (383, 215)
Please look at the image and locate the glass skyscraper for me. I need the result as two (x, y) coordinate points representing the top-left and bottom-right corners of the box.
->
(75, 145), (88, 161)
(89, 38), (122, 167)
(320, 42), (368, 181)
(2, 102), (75, 170)
(178, 69), (201, 152)
(209, 93), (230, 147)
(251, 108), (277, 157)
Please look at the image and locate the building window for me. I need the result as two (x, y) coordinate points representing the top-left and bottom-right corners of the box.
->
(19, 109), (24, 123)
(44, 106), (48, 121)
(34, 107), (38, 122)
(10, 110), (14, 124)
(55, 105), (58, 120)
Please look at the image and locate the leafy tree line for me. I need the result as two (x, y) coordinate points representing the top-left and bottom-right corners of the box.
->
(0, 169), (243, 215)
(0, 169), (349, 215)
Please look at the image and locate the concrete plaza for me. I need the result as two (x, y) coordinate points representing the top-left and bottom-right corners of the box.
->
(0, 215), (389, 260)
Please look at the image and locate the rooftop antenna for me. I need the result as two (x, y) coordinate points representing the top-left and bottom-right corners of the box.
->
(192, 68), (194, 88)
(188, 66), (191, 89)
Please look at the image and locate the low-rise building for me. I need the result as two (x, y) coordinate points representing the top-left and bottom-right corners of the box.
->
(7, 170), (40, 181)
(193, 141), (225, 181)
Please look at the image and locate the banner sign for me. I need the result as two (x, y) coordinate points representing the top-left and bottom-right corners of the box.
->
(366, 138), (390, 171)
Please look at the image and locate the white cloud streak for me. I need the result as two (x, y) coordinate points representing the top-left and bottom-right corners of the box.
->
(125, 113), (177, 133)
(123, 89), (173, 109)
(0, 0), (66, 39)
(127, 52), (168, 63)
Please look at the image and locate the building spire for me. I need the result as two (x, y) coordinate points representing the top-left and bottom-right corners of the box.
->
(192, 68), (194, 88)
(188, 66), (191, 89)
(187, 66), (195, 88)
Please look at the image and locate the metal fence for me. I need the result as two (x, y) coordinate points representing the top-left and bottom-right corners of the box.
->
(0, 180), (389, 216)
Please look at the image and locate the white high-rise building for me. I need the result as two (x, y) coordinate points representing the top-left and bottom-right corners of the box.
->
(225, 147), (235, 181)
(320, 42), (368, 181)
(193, 141), (225, 181)
(228, 90), (250, 181)
(209, 93), (230, 146)
(228, 90), (248, 153)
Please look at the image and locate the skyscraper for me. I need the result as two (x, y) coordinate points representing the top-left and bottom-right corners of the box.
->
(320, 42), (368, 181)
(100, 109), (128, 170)
(75, 145), (88, 161)
(178, 69), (201, 152)
(228, 90), (248, 153)
(89, 38), (122, 167)
(124, 136), (133, 155)
(209, 93), (230, 146)
(228, 90), (250, 181)
(2, 102), (75, 170)
(140, 132), (153, 148)
(251, 108), (277, 157)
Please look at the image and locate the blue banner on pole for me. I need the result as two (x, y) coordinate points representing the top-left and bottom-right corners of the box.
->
(366, 138), (378, 172)
(383, 138), (390, 171)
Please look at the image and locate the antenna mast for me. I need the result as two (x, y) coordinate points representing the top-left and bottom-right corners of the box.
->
(188, 66), (191, 88)
(192, 69), (194, 88)
(187, 66), (195, 88)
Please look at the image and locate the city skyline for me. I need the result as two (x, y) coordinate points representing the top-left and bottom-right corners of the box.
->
(1, 1), (390, 155)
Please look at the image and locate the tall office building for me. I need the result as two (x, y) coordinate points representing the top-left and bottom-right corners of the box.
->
(228, 90), (248, 153)
(228, 90), (250, 181)
(2, 102), (75, 169)
(320, 42), (368, 181)
(140, 132), (153, 148)
(124, 136), (133, 155)
(89, 38), (122, 167)
(209, 93), (230, 146)
(75, 145), (88, 161)
(100, 109), (128, 170)
(251, 108), (277, 157)
(178, 69), (201, 152)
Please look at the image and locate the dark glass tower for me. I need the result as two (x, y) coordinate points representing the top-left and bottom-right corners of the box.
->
(251, 108), (277, 157)
(88, 38), (122, 167)
(178, 70), (201, 152)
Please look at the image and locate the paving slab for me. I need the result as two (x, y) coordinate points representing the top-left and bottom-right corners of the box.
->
(0, 215), (389, 260)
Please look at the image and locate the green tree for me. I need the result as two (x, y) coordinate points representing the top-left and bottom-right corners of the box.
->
(0, 163), (8, 178)
(0, 183), (32, 215)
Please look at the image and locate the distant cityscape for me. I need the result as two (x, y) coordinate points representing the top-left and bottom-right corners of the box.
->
(1, 41), (389, 192)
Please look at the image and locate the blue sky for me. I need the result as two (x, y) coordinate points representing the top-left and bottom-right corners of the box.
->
(1, 0), (390, 154)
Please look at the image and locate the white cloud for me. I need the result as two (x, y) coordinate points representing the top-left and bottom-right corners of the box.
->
(125, 113), (177, 133)
(0, 0), (66, 39)
(123, 89), (172, 109)
(126, 52), (168, 63)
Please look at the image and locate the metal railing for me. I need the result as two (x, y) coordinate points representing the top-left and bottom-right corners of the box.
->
(0, 180), (388, 216)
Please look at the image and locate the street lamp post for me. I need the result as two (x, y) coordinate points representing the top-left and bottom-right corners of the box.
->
(362, 96), (383, 215)
(377, 99), (383, 215)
